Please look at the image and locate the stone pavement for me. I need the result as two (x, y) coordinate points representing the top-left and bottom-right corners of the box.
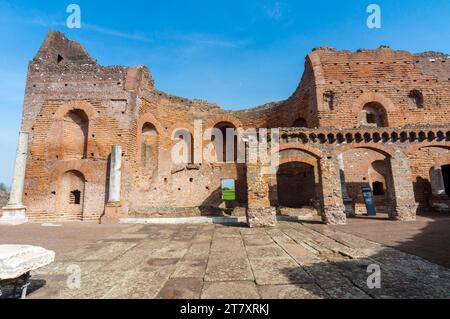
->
(331, 214), (450, 269)
(23, 221), (450, 299)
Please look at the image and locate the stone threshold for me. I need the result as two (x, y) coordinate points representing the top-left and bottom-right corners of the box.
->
(119, 215), (315, 225)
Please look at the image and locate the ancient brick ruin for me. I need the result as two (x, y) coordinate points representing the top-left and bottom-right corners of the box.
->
(2, 30), (450, 226)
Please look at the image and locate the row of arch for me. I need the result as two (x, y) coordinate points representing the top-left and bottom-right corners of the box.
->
(140, 120), (239, 168)
(272, 145), (450, 218)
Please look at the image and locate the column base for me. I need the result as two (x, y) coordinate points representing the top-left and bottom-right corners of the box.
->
(388, 204), (417, 222)
(0, 205), (28, 226)
(101, 202), (122, 225)
(343, 199), (355, 217)
(322, 205), (347, 225)
(246, 207), (277, 228)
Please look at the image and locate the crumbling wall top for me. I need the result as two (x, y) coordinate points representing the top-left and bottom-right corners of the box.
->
(33, 30), (97, 65)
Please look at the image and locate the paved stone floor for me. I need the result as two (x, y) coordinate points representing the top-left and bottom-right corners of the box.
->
(4, 220), (446, 299)
(332, 214), (450, 269)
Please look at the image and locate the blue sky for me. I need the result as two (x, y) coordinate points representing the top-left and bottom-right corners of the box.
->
(0, 0), (449, 185)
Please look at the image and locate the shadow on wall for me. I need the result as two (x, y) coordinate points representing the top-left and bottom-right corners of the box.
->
(198, 187), (227, 217)
(278, 215), (450, 299)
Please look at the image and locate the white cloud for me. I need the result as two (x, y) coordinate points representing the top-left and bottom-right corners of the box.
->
(82, 23), (153, 43)
(174, 33), (248, 48)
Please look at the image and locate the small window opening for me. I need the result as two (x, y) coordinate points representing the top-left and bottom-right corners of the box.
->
(70, 190), (81, 205)
(323, 91), (336, 110)
(221, 179), (236, 201)
(372, 182), (385, 196)
(409, 90), (424, 108)
(366, 113), (376, 124)
(57, 54), (64, 64)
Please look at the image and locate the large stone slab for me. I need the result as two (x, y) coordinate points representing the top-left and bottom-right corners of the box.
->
(201, 281), (260, 299)
(0, 245), (55, 280)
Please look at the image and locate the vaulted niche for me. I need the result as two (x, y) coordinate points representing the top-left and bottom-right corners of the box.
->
(141, 122), (159, 171)
(62, 109), (89, 160)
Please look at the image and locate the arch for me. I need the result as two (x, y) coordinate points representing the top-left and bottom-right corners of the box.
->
(352, 92), (397, 113)
(443, 164), (450, 196)
(205, 115), (243, 131)
(352, 92), (395, 128)
(338, 147), (391, 216)
(335, 144), (395, 158)
(361, 102), (389, 127)
(54, 100), (96, 120)
(62, 109), (89, 160)
(406, 144), (450, 157)
(136, 114), (165, 169)
(46, 101), (97, 162)
(277, 154), (319, 168)
(213, 121), (237, 163)
(277, 161), (317, 208)
(49, 161), (96, 182)
(141, 122), (159, 170)
(292, 118), (308, 128)
(278, 143), (323, 159)
(137, 113), (164, 137)
(408, 145), (450, 213)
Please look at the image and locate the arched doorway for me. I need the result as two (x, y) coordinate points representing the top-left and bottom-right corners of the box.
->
(370, 160), (388, 212)
(58, 170), (86, 220)
(410, 146), (450, 213)
(339, 148), (391, 217)
(442, 165), (450, 196)
(62, 109), (89, 159)
(277, 161), (316, 208)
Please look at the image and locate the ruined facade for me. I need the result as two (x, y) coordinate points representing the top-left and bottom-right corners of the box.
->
(2, 30), (450, 226)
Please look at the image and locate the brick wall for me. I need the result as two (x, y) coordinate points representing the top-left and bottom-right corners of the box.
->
(17, 31), (450, 222)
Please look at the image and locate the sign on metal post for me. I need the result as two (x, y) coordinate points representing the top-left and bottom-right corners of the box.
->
(362, 187), (377, 216)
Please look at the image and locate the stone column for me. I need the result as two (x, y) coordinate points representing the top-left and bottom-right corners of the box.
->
(386, 150), (417, 221)
(319, 155), (346, 225)
(338, 154), (355, 217)
(246, 163), (277, 228)
(430, 166), (446, 196)
(108, 145), (122, 203)
(101, 145), (123, 224)
(1, 132), (29, 225)
(245, 136), (276, 228)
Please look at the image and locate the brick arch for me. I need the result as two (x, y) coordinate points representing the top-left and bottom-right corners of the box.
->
(278, 143), (323, 159)
(274, 152), (320, 209)
(137, 113), (165, 136)
(277, 155), (318, 167)
(335, 143), (395, 158)
(136, 114), (165, 164)
(406, 143), (450, 157)
(48, 101), (96, 161)
(54, 100), (96, 120)
(49, 162), (95, 183)
(204, 115), (243, 130)
(352, 92), (397, 114)
(308, 52), (326, 85)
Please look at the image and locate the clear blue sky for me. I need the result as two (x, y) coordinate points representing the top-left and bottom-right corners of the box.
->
(0, 0), (449, 185)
